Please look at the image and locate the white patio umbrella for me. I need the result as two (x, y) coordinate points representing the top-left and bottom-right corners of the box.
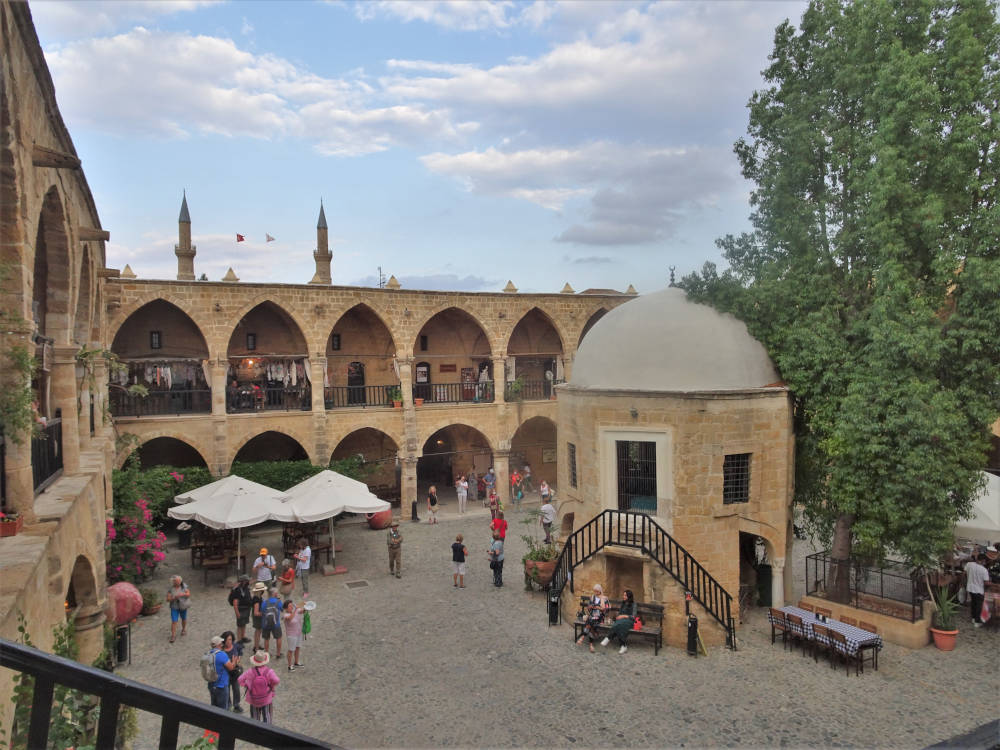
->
(955, 471), (1000, 544)
(168, 475), (294, 571)
(282, 470), (390, 565)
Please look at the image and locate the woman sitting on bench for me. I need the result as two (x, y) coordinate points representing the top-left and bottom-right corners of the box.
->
(576, 584), (609, 653)
(602, 589), (638, 654)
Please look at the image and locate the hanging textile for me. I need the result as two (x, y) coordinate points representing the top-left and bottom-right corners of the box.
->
(302, 359), (310, 384)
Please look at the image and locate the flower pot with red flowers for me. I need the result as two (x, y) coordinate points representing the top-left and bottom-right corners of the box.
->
(0, 512), (23, 537)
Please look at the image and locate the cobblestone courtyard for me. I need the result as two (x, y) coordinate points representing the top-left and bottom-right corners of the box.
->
(121, 498), (999, 749)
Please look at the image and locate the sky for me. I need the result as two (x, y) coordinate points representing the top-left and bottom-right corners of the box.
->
(30, 0), (808, 293)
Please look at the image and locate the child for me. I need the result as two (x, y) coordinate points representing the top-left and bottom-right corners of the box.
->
(451, 534), (468, 588)
(488, 489), (499, 520)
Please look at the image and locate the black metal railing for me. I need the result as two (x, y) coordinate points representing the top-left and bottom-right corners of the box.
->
(548, 509), (736, 648)
(31, 416), (63, 494)
(806, 551), (927, 622)
(226, 386), (311, 413)
(504, 379), (562, 401)
(412, 381), (495, 404)
(0, 639), (332, 750)
(110, 389), (212, 417)
(324, 384), (400, 409)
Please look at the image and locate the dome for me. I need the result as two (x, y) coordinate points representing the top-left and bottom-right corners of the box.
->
(570, 288), (779, 392)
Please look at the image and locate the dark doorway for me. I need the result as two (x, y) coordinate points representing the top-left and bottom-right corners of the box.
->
(347, 361), (365, 404)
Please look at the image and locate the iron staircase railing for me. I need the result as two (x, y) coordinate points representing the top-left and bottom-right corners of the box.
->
(548, 509), (736, 649)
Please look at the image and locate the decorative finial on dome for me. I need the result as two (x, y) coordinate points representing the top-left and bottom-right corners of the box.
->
(385, 275), (401, 290)
(626, 284), (637, 295)
(668, 266), (676, 287)
(560, 283), (575, 294)
(120, 264), (136, 279)
(222, 267), (240, 282)
(503, 280), (518, 293)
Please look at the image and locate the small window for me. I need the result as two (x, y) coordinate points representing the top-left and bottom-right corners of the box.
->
(420, 334), (428, 351)
(723, 453), (752, 504)
(568, 442), (577, 488)
(331, 333), (341, 351)
(616, 440), (656, 514)
(246, 333), (257, 351)
(149, 331), (161, 349)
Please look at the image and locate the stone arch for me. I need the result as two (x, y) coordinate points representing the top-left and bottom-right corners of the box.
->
(73, 244), (94, 345)
(510, 415), (557, 488)
(33, 185), (73, 344)
(577, 307), (608, 349)
(228, 427), (312, 468)
(109, 294), (212, 354)
(331, 428), (400, 490)
(419, 418), (495, 455)
(227, 296), (313, 356)
(64, 554), (105, 663)
(417, 422), (495, 489)
(115, 430), (213, 470)
(0, 73), (24, 272)
(326, 303), (397, 393)
(410, 303), (495, 355)
(330, 424), (405, 458)
(501, 305), (568, 357)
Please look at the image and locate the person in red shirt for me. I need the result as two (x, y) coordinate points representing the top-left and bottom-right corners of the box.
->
(490, 511), (508, 540)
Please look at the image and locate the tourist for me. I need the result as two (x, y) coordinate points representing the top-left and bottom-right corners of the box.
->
(539, 479), (552, 503)
(387, 520), (403, 578)
(469, 470), (479, 504)
(456, 474), (469, 514)
(260, 587), (283, 656)
(250, 582), (267, 651)
(220, 630), (244, 712)
(540, 497), (556, 544)
(452, 534), (468, 588)
(488, 489), (499, 520)
(227, 574), (253, 644)
(490, 510), (508, 541)
(166, 575), (190, 643)
(576, 584), (609, 653)
(294, 537), (311, 597)
(238, 650), (280, 724)
(427, 485), (440, 524)
(282, 600), (306, 671)
(510, 470), (524, 511)
(478, 473), (488, 505)
(206, 635), (233, 710)
(485, 467), (496, 497)
(601, 589), (638, 654)
(276, 560), (295, 598)
(523, 462), (533, 492)
(965, 553), (990, 627)
(252, 547), (276, 585)
(488, 531), (505, 587)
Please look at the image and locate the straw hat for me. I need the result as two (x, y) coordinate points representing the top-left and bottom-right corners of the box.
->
(251, 650), (270, 666)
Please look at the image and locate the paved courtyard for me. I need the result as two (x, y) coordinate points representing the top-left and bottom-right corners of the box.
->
(120, 496), (999, 749)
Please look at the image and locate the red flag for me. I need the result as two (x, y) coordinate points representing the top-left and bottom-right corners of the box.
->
(236, 234), (245, 242)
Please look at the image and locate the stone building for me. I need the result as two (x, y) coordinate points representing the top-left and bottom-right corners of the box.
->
(556, 289), (795, 647)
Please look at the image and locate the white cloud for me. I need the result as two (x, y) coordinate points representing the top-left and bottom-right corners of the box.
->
(30, 0), (216, 41)
(354, 1), (523, 31)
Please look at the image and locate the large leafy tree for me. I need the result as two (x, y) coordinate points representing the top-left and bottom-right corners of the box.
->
(682, 0), (1000, 586)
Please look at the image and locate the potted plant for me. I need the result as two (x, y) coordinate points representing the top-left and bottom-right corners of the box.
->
(929, 585), (959, 651)
(0, 511), (23, 537)
(139, 587), (162, 616)
(506, 376), (525, 401)
(387, 386), (402, 408)
(520, 509), (560, 589)
(414, 396), (424, 406)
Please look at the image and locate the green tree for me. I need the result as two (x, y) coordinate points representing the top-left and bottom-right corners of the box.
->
(682, 0), (1000, 591)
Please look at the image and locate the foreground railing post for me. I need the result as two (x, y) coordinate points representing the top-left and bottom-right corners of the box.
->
(96, 694), (121, 749)
(28, 675), (55, 749)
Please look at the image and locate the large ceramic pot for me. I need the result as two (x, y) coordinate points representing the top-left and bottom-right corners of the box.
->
(367, 509), (394, 530)
(524, 559), (557, 586)
(930, 626), (958, 651)
(106, 582), (143, 625)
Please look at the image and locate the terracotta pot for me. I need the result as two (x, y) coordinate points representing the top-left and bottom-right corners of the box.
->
(0, 516), (23, 537)
(930, 626), (958, 651)
(141, 604), (162, 616)
(106, 582), (143, 625)
(414, 398), (424, 406)
(366, 509), (394, 530)
(524, 559), (557, 586)
(392, 400), (402, 408)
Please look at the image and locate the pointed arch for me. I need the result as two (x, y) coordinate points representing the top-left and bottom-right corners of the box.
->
(228, 427), (312, 468)
(577, 307), (608, 348)
(110, 299), (210, 359)
(503, 306), (567, 356)
(227, 297), (312, 357)
(411, 306), (493, 360)
(109, 294), (211, 353)
(326, 303), (398, 393)
(411, 303), (494, 352)
(73, 244), (94, 345)
(115, 430), (214, 470)
(419, 420), (495, 455)
(33, 185), (72, 343)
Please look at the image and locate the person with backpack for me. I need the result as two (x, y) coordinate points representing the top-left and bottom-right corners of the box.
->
(227, 574), (253, 644)
(260, 588), (283, 656)
(220, 630), (244, 712)
(238, 650), (280, 724)
(252, 547), (276, 586)
(167, 575), (191, 643)
(202, 635), (234, 710)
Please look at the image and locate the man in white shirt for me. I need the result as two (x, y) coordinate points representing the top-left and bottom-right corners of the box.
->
(294, 538), (311, 597)
(965, 553), (990, 627)
(253, 547), (276, 585)
(540, 499), (556, 544)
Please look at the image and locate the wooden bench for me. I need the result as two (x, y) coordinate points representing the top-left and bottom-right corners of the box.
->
(573, 597), (665, 654)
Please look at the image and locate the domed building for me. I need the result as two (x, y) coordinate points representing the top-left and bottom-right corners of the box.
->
(556, 288), (794, 648)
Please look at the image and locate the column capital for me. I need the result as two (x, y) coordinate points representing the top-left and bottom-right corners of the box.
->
(52, 344), (81, 363)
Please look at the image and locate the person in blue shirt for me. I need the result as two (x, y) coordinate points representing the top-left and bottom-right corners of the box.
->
(208, 635), (234, 710)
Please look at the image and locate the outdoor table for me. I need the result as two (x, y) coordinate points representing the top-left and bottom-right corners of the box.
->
(770, 605), (883, 658)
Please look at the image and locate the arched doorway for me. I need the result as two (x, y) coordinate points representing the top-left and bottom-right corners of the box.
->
(227, 302), (310, 412)
(110, 299), (211, 416)
(412, 308), (492, 404)
(73, 244), (93, 346)
(134, 437), (209, 469)
(738, 531), (772, 622)
(418, 425), (493, 494)
(65, 555), (104, 664)
(507, 308), (564, 400)
(331, 428), (400, 500)
(510, 416), (557, 493)
(325, 304), (397, 408)
(578, 308), (607, 348)
(233, 431), (309, 464)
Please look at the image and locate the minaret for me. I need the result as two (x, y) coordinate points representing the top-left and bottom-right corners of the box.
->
(310, 200), (332, 284)
(175, 191), (196, 280)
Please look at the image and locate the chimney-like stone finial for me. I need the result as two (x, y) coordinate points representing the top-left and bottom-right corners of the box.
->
(560, 282), (575, 294)
(120, 264), (136, 279)
(503, 280), (518, 293)
(174, 190), (196, 280)
(310, 199), (332, 285)
(626, 284), (637, 295)
(222, 267), (239, 282)
(385, 275), (401, 290)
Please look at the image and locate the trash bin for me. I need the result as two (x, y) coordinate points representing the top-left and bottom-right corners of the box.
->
(756, 563), (772, 608)
(548, 592), (560, 626)
(176, 524), (193, 550)
(686, 614), (698, 656)
(115, 624), (130, 666)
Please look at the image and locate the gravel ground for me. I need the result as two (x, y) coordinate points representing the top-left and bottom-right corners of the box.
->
(119, 497), (1000, 750)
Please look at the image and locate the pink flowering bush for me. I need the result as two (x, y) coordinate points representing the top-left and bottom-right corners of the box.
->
(107, 458), (168, 584)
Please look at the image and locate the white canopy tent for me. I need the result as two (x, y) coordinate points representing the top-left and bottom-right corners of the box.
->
(955, 471), (1000, 544)
(282, 470), (390, 566)
(168, 475), (294, 571)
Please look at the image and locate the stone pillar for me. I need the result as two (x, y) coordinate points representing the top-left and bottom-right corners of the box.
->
(51, 345), (81, 475)
(73, 604), (107, 665)
(397, 357), (414, 407)
(561, 354), (573, 383)
(493, 449), (510, 508)
(773, 557), (787, 608)
(4, 438), (35, 521)
(92, 357), (108, 438)
(492, 356), (506, 404)
(401, 456), (419, 522)
(213, 418), (228, 476)
(210, 361), (228, 416)
(310, 356), (326, 412)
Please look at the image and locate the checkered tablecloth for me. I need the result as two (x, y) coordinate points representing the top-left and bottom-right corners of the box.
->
(769, 606), (883, 657)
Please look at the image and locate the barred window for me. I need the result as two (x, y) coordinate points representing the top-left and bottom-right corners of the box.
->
(616, 440), (656, 514)
(723, 453), (752, 504)
(568, 442), (577, 488)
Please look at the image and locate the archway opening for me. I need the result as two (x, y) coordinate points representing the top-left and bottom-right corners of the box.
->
(507, 308), (564, 400)
(233, 431), (308, 464)
(738, 531), (772, 622)
(325, 304), (398, 408)
(417, 425), (493, 496)
(578, 308), (608, 348)
(73, 244), (93, 345)
(227, 302), (310, 412)
(134, 437), (208, 470)
(65, 555), (104, 664)
(510, 416), (557, 494)
(412, 308), (492, 404)
(331, 428), (400, 500)
(111, 299), (211, 416)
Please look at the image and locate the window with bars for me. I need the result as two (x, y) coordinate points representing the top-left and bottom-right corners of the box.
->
(723, 453), (752, 504)
(616, 440), (656, 514)
(568, 442), (577, 488)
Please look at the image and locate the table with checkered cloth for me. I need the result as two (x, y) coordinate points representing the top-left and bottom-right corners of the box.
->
(769, 606), (883, 657)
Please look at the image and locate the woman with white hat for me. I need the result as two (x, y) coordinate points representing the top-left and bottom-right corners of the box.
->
(238, 650), (281, 723)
